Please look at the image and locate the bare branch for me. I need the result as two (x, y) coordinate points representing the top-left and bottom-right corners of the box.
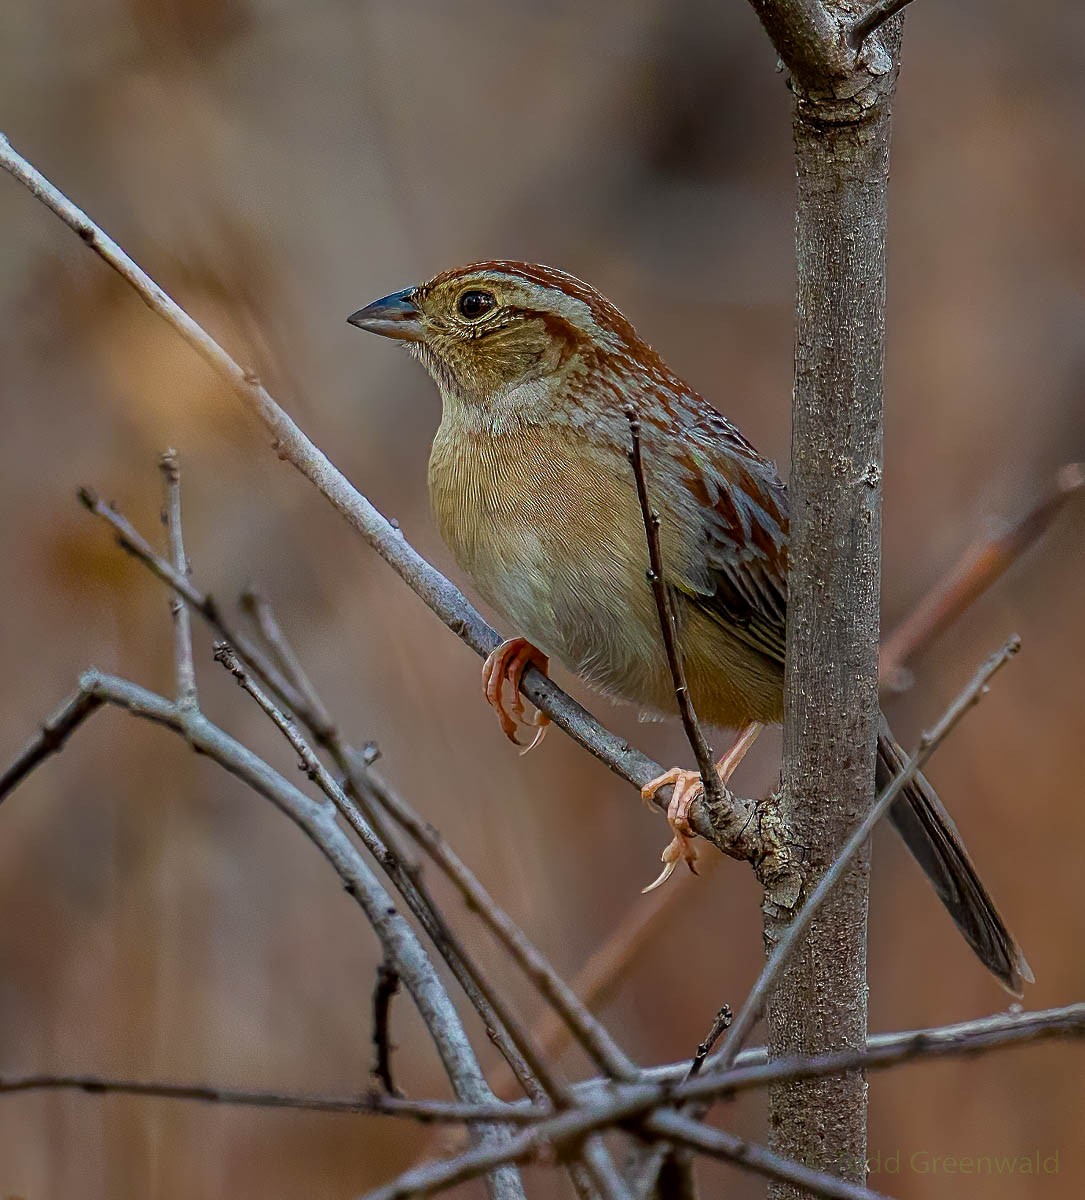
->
(687, 1007), (733, 1083)
(212, 646), (628, 1200)
(847, 0), (917, 50)
(241, 587), (338, 738)
(361, 762), (638, 1083)
(0, 137), (751, 864)
(0, 688), (104, 806)
(714, 636), (1021, 1071)
(372, 958), (403, 1097)
(59, 669), (525, 1200)
(880, 463), (1084, 692)
(77, 486), (311, 720)
(159, 449), (198, 708)
(0, 1073), (533, 1123)
(623, 406), (723, 808)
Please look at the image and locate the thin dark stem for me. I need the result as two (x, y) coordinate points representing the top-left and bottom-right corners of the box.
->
(0, 689), (104, 806)
(372, 958), (403, 1096)
(0, 1073), (534, 1123)
(623, 406), (722, 807)
(687, 1006), (733, 1083)
(714, 636), (1020, 1071)
(847, 0), (916, 49)
(362, 762), (638, 1082)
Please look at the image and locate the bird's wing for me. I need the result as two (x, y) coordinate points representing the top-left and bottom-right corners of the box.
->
(668, 408), (790, 667)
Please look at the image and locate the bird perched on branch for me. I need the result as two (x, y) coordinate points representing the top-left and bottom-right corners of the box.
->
(348, 260), (1030, 995)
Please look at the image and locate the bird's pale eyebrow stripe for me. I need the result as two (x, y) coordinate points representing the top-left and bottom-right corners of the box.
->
(483, 273), (620, 348)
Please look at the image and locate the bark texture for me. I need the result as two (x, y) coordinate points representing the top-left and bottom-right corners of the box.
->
(753, 9), (903, 1196)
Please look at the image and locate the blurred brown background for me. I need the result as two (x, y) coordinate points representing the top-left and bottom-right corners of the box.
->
(1, 1), (1083, 1197)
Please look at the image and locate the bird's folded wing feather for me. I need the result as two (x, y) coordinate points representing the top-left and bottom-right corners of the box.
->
(670, 409), (790, 666)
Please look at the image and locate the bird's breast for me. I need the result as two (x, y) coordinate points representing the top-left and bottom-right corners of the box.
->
(427, 419), (664, 698)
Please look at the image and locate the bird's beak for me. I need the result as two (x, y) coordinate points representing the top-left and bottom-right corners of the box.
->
(346, 288), (424, 342)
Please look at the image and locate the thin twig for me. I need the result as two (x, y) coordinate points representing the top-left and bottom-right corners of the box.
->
(847, 0), (917, 49)
(360, 763), (638, 1083)
(372, 958), (403, 1097)
(0, 689), (104, 805)
(159, 450), (198, 709)
(489, 864), (703, 1100)
(241, 587), (338, 739)
(636, 1004), (733, 1200)
(713, 635), (1021, 1071)
(0, 138), (669, 814)
(212, 646), (628, 1200)
(623, 406), (724, 808)
(74, 669), (525, 1200)
(0, 1073), (535, 1123)
(80, 486), (545, 1100)
(880, 463), (1083, 692)
(77, 486), (310, 719)
(687, 1007), (733, 1083)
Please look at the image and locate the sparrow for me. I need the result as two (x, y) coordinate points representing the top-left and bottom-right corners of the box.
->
(348, 260), (1031, 995)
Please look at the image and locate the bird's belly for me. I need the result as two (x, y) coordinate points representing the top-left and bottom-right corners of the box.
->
(428, 422), (783, 728)
(430, 424), (659, 697)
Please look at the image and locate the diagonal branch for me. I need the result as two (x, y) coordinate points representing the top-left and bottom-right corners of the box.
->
(212, 645), (629, 1200)
(713, 636), (1020, 1071)
(0, 137), (722, 849)
(847, 0), (917, 50)
(0, 688), (105, 806)
(80, 479), (639, 1085)
(0, 667), (527, 1200)
(880, 462), (1084, 691)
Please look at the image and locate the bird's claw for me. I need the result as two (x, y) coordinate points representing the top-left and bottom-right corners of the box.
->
(638, 722), (763, 892)
(482, 638), (552, 754)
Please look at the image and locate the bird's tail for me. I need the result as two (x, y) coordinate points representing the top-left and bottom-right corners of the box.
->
(878, 718), (1032, 996)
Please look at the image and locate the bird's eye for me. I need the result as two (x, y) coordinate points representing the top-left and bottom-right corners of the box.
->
(457, 289), (496, 320)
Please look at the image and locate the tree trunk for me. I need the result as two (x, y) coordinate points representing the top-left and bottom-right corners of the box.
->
(749, 7), (903, 1195)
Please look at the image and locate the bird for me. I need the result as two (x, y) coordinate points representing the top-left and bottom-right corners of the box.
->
(347, 260), (1031, 995)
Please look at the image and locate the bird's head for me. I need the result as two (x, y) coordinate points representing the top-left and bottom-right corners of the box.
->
(348, 261), (642, 412)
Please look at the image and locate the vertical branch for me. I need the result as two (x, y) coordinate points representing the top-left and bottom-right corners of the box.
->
(623, 406), (723, 809)
(372, 958), (403, 1096)
(749, 5), (905, 1195)
(160, 450), (197, 709)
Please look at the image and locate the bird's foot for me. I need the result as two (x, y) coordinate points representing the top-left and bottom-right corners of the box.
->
(639, 722), (763, 892)
(482, 638), (551, 755)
